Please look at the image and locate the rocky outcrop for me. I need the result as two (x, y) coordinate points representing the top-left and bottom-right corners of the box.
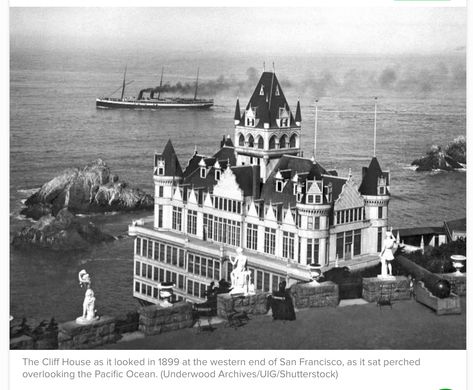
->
(21, 159), (153, 219)
(12, 209), (115, 251)
(412, 139), (465, 172)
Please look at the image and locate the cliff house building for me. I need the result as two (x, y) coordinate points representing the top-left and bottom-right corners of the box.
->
(129, 70), (391, 304)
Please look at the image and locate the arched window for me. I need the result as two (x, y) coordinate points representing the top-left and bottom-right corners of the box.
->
(289, 134), (297, 148)
(257, 136), (264, 149)
(238, 133), (245, 147)
(248, 134), (254, 148)
(269, 135), (276, 150)
(280, 135), (287, 149)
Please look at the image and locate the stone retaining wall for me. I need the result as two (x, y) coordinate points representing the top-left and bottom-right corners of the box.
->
(362, 276), (411, 302)
(435, 273), (466, 296)
(138, 302), (194, 336)
(58, 316), (116, 349)
(217, 292), (270, 318)
(289, 281), (339, 308)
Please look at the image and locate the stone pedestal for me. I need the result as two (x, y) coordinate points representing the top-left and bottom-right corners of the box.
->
(138, 301), (193, 336)
(290, 281), (339, 309)
(58, 315), (116, 349)
(414, 281), (461, 315)
(362, 276), (411, 302)
(435, 273), (466, 296)
(217, 292), (269, 318)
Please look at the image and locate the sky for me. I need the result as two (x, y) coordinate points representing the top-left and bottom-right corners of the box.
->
(9, 7), (466, 56)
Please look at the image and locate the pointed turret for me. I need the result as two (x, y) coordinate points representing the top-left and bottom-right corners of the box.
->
(234, 98), (241, 125)
(295, 99), (302, 126)
(154, 139), (183, 177)
(358, 157), (389, 196)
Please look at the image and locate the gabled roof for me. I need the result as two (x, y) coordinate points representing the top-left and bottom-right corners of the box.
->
(213, 144), (237, 165)
(157, 139), (183, 177)
(183, 152), (205, 177)
(358, 157), (389, 196)
(239, 72), (296, 128)
(260, 155), (330, 207)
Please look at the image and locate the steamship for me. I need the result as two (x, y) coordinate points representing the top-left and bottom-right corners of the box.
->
(96, 67), (214, 109)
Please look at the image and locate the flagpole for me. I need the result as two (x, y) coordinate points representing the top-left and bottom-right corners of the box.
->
(373, 97), (378, 157)
(314, 99), (318, 160)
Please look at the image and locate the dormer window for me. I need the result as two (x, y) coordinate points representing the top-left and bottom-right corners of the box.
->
(377, 176), (387, 196)
(259, 85), (264, 95)
(246, 117), (255, 126)
(379, 186), (385, 195)
(276, 180), (283, 192)
(296, 193), (302, 203)
(215, 170), (221, 181)
(200, 167), (207, 178)
(293, 184), (297, 195)
(325, 184), (333, 203)
(275, 85), (280, 96)
(278, 107), (290, 128)
(246, 107), (256, 127)
(307, 194), (314, 204)
(156, 159), (165, 176)
(315, 195), (322, 204)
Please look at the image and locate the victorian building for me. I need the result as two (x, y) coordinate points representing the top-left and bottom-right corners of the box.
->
(129, 70), (391, 304)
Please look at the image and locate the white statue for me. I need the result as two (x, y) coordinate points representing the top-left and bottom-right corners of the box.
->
(378, 230), (396, 279)
(76, 269), (98, 324)
(229, 248), (252, 295)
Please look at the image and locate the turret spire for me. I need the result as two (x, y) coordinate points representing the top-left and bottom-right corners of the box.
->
(373, 97), (378, 157)
(234, 98), (241, 125)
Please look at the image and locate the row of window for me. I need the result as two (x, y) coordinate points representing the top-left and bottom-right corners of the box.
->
(187, 279), (209, 299)
(336, 229), (362, 259)
(187, 254), (221, 280)
(237, 133), (297, 149)
(135, 261), (185, 289)
(134, 280), (184, 302)
(203, 214), (241, 247)
(335, 207), (365, 225)
(213, 196), (242, 214)
(135, 238), (186, 269)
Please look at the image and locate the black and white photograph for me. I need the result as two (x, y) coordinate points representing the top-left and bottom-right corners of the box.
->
(8, 2), (466, 360)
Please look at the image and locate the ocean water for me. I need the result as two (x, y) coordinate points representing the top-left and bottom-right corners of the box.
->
(9, 49), (466, 322)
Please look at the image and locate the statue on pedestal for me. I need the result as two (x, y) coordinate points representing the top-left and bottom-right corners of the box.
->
(378, 230), (396, 279)
(229, 248), (253, 295)
(76, 269), (99, 324)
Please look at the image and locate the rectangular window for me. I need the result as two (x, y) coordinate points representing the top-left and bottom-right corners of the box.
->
(159, 243), (165, 262)
(377, 228), (383, 252)
(153, 267), (159, 281)
(201, 258), (207, 277)
(264, 228), (276, 255)
(158, 205), (163, 228)
(178, 274), (184, 290)
(256, 270), (263, 290)
(308, 216), (313, 230)
(153, 242), (159, 261)
(142, 239), (148, 258)
(166, 245), (172, 263)
(263, 272), (270, 292)
(314, 216), (320, 229)
(158, 186), (163, 198)
(159, 268), (164, 282)
(200, 284), (207, 299)
(354, 229), (361, 256)
(135, 237), (141, 255)
(187, 280), (193, 295)
(207, 259), (213, 278)
(187, 210), (197, 235)
(135, 261), (140, 276)
(172, 247), (178, 266)
(141, 263), (146, 277)
(153, 287), (159, 299)
(172, 206), (182, 231)
(246, 223), (258, 250)
(135, 282), (140, 293)
(283, 231), (295, 260)
(178, 249), (185, 268)
(166, 270), (171, 283)
(147, 285), (152, 296)
(148, 241), (153, 258)
(214, 262), (220, 280)
(188, 254), (194, 273)
(147, 265), (152, 279)
(272, 275), (279, 293)
(378, 207), (383, 219)
(194, 281), (199, 297)
(194, 256), (200, 276)
(336, 233), (344, 260)
(141, 283), (146, 294)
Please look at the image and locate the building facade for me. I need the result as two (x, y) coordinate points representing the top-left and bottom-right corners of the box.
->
(129, 70), (391, 304)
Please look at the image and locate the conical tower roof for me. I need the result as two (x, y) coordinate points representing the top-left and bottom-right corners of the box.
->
(158, 139), (183, 177)
(358, 157), (388, 195)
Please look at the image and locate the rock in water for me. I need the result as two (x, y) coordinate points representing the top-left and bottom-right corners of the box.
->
(21, 159), (154, 219)
(412, 145), (464, 172)
(11, 209), (115, 251)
